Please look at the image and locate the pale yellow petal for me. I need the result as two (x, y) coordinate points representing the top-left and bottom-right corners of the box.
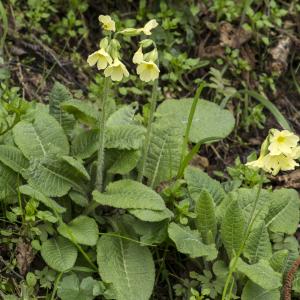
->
(87, 52), (99, 66)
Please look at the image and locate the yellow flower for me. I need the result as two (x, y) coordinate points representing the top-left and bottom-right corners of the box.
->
(290, 146), (300, 159)
(246, 156), (265, 170)
(87, 48), (112, 70)
(268, 129), (299, 155)
(136, 61), (160, 82)
(132, 47), (143, 64)
(104, 58), (129, 81)
(261, 154), (299, 175)
(141, 19), (158, 35)
(98, 15), (115, 32)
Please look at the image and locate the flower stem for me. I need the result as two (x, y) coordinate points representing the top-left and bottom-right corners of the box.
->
(221, 182), (263, 300)
(137, 79), (158, 182)
(95, 77), (110, 192)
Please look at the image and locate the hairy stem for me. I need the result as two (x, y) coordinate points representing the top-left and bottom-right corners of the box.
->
(95, 77), (110, 192)
(137, 79), (158, 182)
(222, 182), (263, 300)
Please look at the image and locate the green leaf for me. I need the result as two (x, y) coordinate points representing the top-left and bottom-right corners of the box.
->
(0, 161), (18, 200)
(24, 155), (87, 197)
(13, 111), (69, 159)
(57, 274), (99, 300)
(168, 222), (217, 260)
(93, 179), (166, 210)
(19, 185), (65, 214)
(69, 190), (89, 207)
(61, 156), (90, 181)
(143, 123), (182, 188)
(195, 190), (217, 243)
(293, 270), (300, 293)
(156, 98), (235, 143)
(107, 150), (140, 175)
(129, 208), (173, 222)
(41, 236), (78, 272)
(106, 102), (138, 127)
(185, 166), (226, 205)
(265, 189), (299, 234)
(241, 280), (280, 300)
(0, 145), (29, 172)
(235, 188), (271, 228)
(221, 199), (245, 257)
(269, 250), (289, 273)
(49, 82), (76, 135)
(58, 216), (99, 246)
(244, 222), (272, 263)
(61, 99), (98, 126)
(97, 235), (155, 300)
(105, 125), (146, 150)
(236, 258), (282, 290)
(71, 129), (99, 159)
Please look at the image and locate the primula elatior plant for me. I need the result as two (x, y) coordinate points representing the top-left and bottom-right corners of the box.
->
(1, 14), (300, 300)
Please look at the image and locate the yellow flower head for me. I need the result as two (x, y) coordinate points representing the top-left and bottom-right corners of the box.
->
(142, 19), (158, 35)
(104, 58), (129, 81)
(87, 48), (112, 70)
(132, 47), (144, 64)
(268, 129), (299, 155)
(136, 61), (160, 82)
(261, 154), (299, 175)
(99, 15), (116, 32)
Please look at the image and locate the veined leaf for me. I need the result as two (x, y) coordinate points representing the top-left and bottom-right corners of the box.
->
(244, 222), (272, 263)
(69, 190), (89, 207)
(58, 216), (99, 246)
(241, 281), (280, 300)
(97, 235), (155, 300)
(143, 123), (182, 188)
(235, 188), (270, 228)
(156, 98), (235, 143)
(41, 236), (78, 272)
(221, 199), (245, 257)
(19, 185), (65, 214)
(93, 179), (165, 211)
(71, 129), (99, 159)
(265, 189), (299, 234)
(106, 102), (138, 127)
(185, 166), (226, 205)
(105, 125), (146, 150)
(61, 99), (99, 126)
(107, 150), (140, 175)
(13, 111), (69, 159)
(0, 145), (29, 172)
(0, 161), (18, 200)
(195, 190), (217, 243)
(24, 155), (87, 197)
(269, 250), (289, 273)
(168, 222), (217, 260)
(61, 156), (90, 181)
(49, 82), (75, 135)
(129, 208), (173, 222)
(57, 274), (100, 300)
(236, 258), (282, 290)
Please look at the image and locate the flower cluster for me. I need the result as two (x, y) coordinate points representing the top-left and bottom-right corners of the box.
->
(87, 15), (159, 82)
(246, 129), (300, 175)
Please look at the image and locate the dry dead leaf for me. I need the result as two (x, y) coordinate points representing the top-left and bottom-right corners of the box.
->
(272, 169), (300, 189)
(269, 35), (292, 75)
(219, 22), (252, 48)
(16, 240), (34, 275)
